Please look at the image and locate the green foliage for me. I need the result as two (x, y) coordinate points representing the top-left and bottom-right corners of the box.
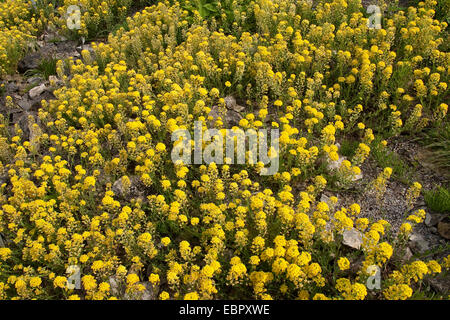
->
(24, 56), (57, 80)
(419, 123), (450, 179)
(339, 139), (359, 158)
(424, 186), (450, 213)
(184, 0), (219, 19)
(371, 140), (414, 184)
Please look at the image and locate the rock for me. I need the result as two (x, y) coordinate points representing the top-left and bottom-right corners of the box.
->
(224, 95), (236, 109)
(5, 82), (19, 93)
(27, 76), (44, 85)
(28, 121), (41, 150)
(76, 44), (95, 57)
(327, 154), (362, 180)
(109, 276), (158, 300)
(327, 155), (346, 171)
(424, 213), (432, 226)
(425, 213), (445, 227)
(124, 282), (158, 300)
(320, 194), (337, 210)
(348, 255), (364, 274)
(401, 247), (413, 262)
(208, 105), (243, 127)
(208, 105), (220, 122)
(320, 194), (331, 205)
(233, 104), (245, 112)
(16, 112), (33, 139)
(29, 84), (47, 98)
(428, 275), (450, 295)
(224, 95), (245, 112)
(19, 40), (81, 75)
(112, 175), (144, 200)
(437, 217), (450, 240)
(409, 232), (430, 253)
(43, 33), (60, 43)
(18, 52), (42, 73)
(17, 99), (32, 111)
(24, 90), (55, 113)
(48, 76), (64, 87)
(108, 276), (121, 297)
(226, 109), (243, 126)
(140, 282), (158, 300)
(343, 228), (363, 250)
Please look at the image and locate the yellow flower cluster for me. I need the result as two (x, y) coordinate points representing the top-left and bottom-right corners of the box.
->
(0, 0), (38, 75)
(54, 0), (132, 38)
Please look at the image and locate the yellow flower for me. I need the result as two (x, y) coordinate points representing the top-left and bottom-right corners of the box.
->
(149, 273), (160, 285)
(337, 257), (350, 271)
(159, 291), (170, 300)
(156, 143), (166, 152)
(161, 237), (171, 246)
(0, 248), (12, 261)
(184, 292), (199, 300)
(82, 275), (97, 291)
(53, 276), (67, 289)
(29, 277), (42, 288)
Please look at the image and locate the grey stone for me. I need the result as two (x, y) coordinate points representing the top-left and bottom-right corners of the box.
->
(343, 228), (363, 250)
(16, 112), (31, 139)
(0, 234), (5, 247)
(124, 282), (158, 300)
(425, 213), (432, 226)
(437, 218), (450, 240)
(224, 95), (236, 109)
(226, 109), (243, 126)
(320, 194), (337, 210)
(29, 84), (47, 98)
(208, 106), (243, 127)
(18, 52), (41, 73)
(401, 247), (413, 262)
(17, 99), (32, 111)
(428, 275), (450, 295)
(425, 213), (445, 227)
(27, 76), (44, 85)
(5, 82), (18, 92)
(224, 95), (245, 112)
(76, 44), (95, 60)
(409, 232), (430, 253)
(112, 175), (144, 200)
(108, 276), (121, 297)
(327, 155), (346, 171)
